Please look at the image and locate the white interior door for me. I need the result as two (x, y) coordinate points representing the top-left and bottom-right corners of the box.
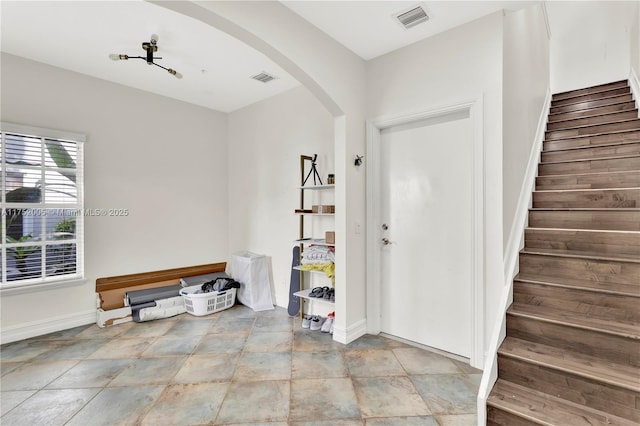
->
(379, 110), (473, 358)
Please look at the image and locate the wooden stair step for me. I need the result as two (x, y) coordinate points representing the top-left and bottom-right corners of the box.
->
(541, 141), (640, 162)
(543, 129), (640, 151)
(551, 87), (631, 107)
(536, 170), (640, 190)
(532, 187), (640, 208)
(550, 93), (633, 115)
(524, 228), (640, 257)
(547, 110), (638, 131)
(515, 274), (639, 298)
(514, 280), (640, 324)
(552, 80), (629, 102)
(506, 308), (639, 367)
(545, 119), (640, 141)
(528, 208), (640, 231)
(519, 251), (640, 286)
(521, 246), (640, 263)
(487, 379), (637, 426)
(508, 303), (640, 340)
(537, 155), (640, 176)
(497, 355), (640, 423)
(499, 337), (640, 392)
(548, 101), (637, 123)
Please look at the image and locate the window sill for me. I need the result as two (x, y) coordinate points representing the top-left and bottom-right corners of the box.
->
(0, 277), (88, 296)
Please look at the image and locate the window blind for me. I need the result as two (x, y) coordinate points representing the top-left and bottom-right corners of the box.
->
(0, 123), (84, 288)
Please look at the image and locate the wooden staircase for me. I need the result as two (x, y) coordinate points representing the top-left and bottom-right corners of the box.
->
(487, 80), (640, 425)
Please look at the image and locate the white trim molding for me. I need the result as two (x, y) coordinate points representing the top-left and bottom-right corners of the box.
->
(332, 318), (367, 345)
(476, 87), (552, 425)
(629, 67), (640, 114)
(366, 96), (485, 369)
(0, 309), (95, 344)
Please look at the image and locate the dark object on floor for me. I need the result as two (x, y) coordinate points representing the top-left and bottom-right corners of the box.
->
(125, 284), (182, 306)
(287, 245), (301, 316)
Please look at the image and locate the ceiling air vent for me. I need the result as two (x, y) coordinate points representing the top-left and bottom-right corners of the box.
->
(395, 6), (429, 29)
(251, 72), (276, 83)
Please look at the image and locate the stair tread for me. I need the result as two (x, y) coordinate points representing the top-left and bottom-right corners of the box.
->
(544, 128), (640, 143)
(520, 247), (640, 263)
(548, 101), (636, 120)
(508, 303), (640, 339)
(530, 207), (640, 211)
(539, 153), (640, 165)
(550, 94), (634, 114)
(548, 106), (638, 123)
(534, 186), (640, 193)
(547, 116), (640, 132)
(551, 91), (633, 108)
(488, 379), (638, 426)
(515, 273), (640, 297)
(499, 337), (640, 391)
(542, 139), (640, 153)
(552, 80), (628, 100)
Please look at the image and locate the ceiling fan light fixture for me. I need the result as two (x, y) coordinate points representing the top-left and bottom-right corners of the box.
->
(109, 34), (181, 79)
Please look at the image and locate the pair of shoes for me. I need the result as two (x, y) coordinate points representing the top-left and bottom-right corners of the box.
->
(323, 288), (335, 301)
(309, 286), (328, 298)
(321, 311), (335, 333)
(301, 315), (312, 329)
(309, 315), (325, 331)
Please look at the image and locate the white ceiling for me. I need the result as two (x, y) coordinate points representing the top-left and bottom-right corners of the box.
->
(281, 1), (538, 60)
(1, 1), (538, 113)
(0, 0), (301, 113)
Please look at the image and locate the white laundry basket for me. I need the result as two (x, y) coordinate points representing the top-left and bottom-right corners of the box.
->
(229, 251), (274, 311)
(180, 286), (236, 316)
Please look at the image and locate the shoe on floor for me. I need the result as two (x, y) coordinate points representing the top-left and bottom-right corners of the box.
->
(301, 315), (312, 329)
(310, 315), (325, 331)
(321, 317), (333, 333)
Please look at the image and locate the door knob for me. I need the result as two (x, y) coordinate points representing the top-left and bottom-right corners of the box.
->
(382, 224), (389, 230)
(382, 238), (392, 245)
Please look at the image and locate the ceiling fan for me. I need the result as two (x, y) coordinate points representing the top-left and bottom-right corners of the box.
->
(109, 34), (182, 79)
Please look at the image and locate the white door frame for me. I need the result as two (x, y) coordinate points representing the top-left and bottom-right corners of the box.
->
(366, 97), (485, 368)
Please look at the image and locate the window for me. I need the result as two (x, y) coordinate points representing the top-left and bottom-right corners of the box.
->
(1, 122), (84, 289)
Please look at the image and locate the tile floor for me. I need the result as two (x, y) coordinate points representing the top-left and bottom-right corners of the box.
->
(1, 305), (481, 425)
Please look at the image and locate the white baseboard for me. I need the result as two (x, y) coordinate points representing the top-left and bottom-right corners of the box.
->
(333, 318), (367, 345)
(1, 309), (96, 344)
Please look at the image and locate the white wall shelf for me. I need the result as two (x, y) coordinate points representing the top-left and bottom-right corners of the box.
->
(294, 238), (335, 247)
(299, 184), (335, 190)
(293, 288), (335, 306)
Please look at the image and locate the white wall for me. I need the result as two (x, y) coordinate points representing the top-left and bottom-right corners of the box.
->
(156, 0), (368, 343)
(366, 11), (504, 354)
(0, 53), (228, 335)
(548, 1), (636, 92)
(227, 86), (334, 307)
(632, 2), (640, 76)
(503, 4), (550, 246)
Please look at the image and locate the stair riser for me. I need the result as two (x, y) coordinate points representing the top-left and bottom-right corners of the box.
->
(543, 131), (640, 151)
(536, 171), (640, 190)
(551, 87), (631, 107)
(498, 356), (640, 422)
(552, 81), (629, 102)
(532, 188), (640, 208)
(546, 120), (640, 141)
(549, 102), (637, 123)
(547, 111), (638, 131)
(541, 143), (640, 163)
(506, 314), (639, 366)
(550, 94), (634, 114)
(529, 210), (640, 231)
(519, 253), (640, 286)
(524, 228), (640, 257)
(513, 283), (640, 323)
(486, 407), (537, 426)
(538, 157), (640, 176)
